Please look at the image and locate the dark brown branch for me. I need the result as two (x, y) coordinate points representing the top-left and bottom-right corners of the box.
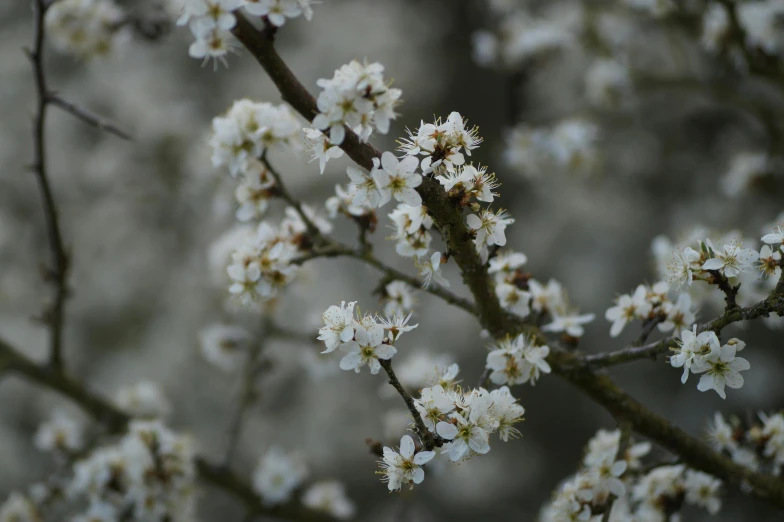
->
(0, 337), (333, 521)
(48, 95), (133, 140)
(27, 0), (70, 371)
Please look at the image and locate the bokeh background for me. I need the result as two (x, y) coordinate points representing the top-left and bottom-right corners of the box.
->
(1, 0), (784, 520)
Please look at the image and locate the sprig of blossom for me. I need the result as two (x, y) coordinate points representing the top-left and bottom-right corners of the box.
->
(317, 301), (417, 373)
(605, 281), (696, 337)
(398, 112), (482, 175)
(436, 164), (499, 204)
(312, 61), (401, 145)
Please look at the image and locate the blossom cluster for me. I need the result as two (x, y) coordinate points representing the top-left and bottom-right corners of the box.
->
(226, 209), (330, 306)
(670, 328), (750, 399)
(311, 61), (401, 145)
(45, 0), (127, 59)
(539, 428), (723, 521)
(604, 281), (695, 338)
(176, 0), (314, 63)
(317, 301), (417, 374)
(708, 411), (784, 475)
(378, 380), (525, 490)
(485, 334), (551, 387)
(210, 99), (301, 177)
(398, 112), (482, 175)
(68, 420), (196, 521)
(652, 217), (783, 324)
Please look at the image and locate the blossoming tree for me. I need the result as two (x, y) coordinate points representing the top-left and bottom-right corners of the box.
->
(3, 0), (784, 520)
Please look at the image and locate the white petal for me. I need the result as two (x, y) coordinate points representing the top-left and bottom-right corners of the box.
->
(399, 435), (415, 458)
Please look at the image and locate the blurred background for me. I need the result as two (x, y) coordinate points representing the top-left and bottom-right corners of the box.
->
(2, 0), (784, 520)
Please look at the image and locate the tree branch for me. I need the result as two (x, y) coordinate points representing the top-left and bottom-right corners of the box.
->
(581, 293), (784, 368)
(27, 0), (70, 371)
(48, 95), (133, 140)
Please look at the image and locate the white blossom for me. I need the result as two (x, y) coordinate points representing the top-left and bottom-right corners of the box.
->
(378, 435), (435, 491)
(416, 252), (449, 288)
(398, 112), (481, 175)
(318, 301), (357, 353)
(702, 239), (759, 278)
(313, 61), (401, 145)
(338, 323), (396, 374)
(604, 285), (651, 338)
(692, 343), (750, 399)
(371, 152), (422, 208)
(304, 127), (344, 174)
(466, 209), (514, 263)
(670, 325), (720, 384)
(542, 311), (595, 338)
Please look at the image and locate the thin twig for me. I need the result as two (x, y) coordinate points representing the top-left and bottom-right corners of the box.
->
(581, 293), (784, 368)
(378, 359), (443, 451)
(261, 153), (323, 241)
(633, 316), (665, 347)
(48, 95), (133, 140)
(28, 0), (70, 371)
